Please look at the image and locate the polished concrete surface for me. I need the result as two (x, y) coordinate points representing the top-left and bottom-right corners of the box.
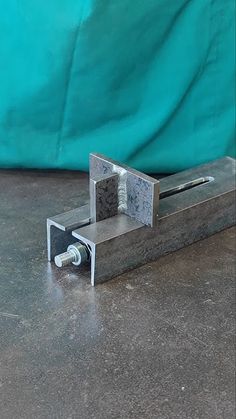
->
(0, 169), (235, 419)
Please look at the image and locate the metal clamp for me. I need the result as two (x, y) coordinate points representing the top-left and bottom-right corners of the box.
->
(47, 154), (235, 286)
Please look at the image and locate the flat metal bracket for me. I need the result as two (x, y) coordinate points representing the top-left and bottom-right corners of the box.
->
(90, 153), (160, 227)
(47, 155), (235, 286)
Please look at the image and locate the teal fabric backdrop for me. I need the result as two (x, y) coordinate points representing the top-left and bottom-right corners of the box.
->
(0, 0), (235, 172)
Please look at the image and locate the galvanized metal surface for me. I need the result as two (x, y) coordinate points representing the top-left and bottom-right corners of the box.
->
(0, 169), (235, 419)
(73, 157), (235, 285)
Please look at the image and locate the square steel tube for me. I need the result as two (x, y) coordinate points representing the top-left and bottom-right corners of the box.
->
(72, 157), (235, 285)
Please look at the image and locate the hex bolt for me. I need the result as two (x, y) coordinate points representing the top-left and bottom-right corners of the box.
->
(54, 242), (89, 268)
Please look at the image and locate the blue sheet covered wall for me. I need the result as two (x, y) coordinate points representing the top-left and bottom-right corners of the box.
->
(0, 0), (235, 172)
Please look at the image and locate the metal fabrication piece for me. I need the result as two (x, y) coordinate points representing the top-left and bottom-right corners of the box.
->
(47, 154), (235, 285)
(90, 153), (160, 227)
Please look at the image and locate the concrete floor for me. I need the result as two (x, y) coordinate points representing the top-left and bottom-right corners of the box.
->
(0, 169), (235, 419)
